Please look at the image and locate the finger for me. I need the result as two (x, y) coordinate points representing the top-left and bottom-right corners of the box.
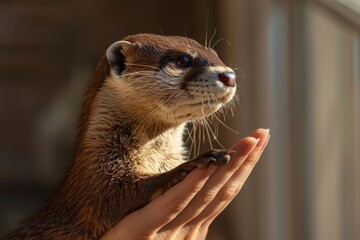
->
(161, 136), (260, 230)
(249, 128), (269, 141)
(186, 129), (270, 226)
(201, 133), (270, 226)
(162, 128), (270, 229)
(180, 225), (209, 240)
(107, 165), (218, 238)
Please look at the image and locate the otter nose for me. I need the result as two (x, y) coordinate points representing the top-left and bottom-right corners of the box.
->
(218, 72), (236, 87)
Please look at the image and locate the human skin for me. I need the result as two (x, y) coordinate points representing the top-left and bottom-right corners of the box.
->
(101, 128), (270, 240)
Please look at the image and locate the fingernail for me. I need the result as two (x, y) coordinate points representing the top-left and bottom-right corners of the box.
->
(256, 128), (270, 149)
(260, 134), (271, 152)
(260, 128), (270, 134)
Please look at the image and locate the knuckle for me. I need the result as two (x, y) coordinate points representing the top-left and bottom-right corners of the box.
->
(198, 189), (218, 205)
(166, 198), (186, 215)
(227, 162), (241, 172)
(218, 186), (239, 202)
(244, 153), (259, 168)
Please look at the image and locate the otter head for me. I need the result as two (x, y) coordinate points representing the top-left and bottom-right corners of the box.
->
(105, 33), (236, 126)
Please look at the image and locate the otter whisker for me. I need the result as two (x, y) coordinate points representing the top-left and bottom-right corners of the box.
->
(193, 120), (201, 158)
(208, 28), (217, 50)
(185, 125), (195, 145)
(187, 121), (199, 160)
(231, 100), (238, 118)
(198, 120), (203, 145)
(208, 95), (218, 113)
(204, 119), (214, 149)
(120, 71), (156, 79)
(203, 120), (226, 149)
(199, 125), (203, 156)
(207, 98), (215, 113)
(125, 63), (160, 70)
(140, 107), (160, 130)
(213, 114), (239, 134)
(219, 107), (227, 121)
(201, 98), (207, 116)
(212, 38), (232, 49)
(132, 106), (160, 139)
(184, 20), (193, 39)
(192, 122), (198, 159)
(187, 136), (194, 161)
(214, 118), (219, 138)
(205, 20), (209, 48)
(231, 67), (246, 77)
(197, 120), (202, 157)
(201, 118), (207, 144)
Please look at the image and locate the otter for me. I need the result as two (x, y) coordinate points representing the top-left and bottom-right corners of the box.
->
(4, 33), (237, 239)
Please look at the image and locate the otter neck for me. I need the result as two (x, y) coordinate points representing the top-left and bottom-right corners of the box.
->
(78, 103), (187, 174)
(78, 86), (187, 160)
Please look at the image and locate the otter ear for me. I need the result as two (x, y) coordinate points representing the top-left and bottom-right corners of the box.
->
(106, 40), (133, 77)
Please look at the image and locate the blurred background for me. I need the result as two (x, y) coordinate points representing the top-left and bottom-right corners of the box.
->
(0, 0), (359, 239)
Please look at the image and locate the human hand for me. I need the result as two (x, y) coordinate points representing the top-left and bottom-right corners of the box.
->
(101, 128), (270, 240)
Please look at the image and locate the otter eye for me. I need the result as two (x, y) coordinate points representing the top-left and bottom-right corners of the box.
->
(175, 55), (192, 68)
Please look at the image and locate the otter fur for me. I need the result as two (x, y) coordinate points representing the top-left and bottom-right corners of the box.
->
(4, 33), (237, 239)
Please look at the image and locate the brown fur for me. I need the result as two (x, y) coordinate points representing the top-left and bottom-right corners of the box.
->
(4, 33), (236, 239)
